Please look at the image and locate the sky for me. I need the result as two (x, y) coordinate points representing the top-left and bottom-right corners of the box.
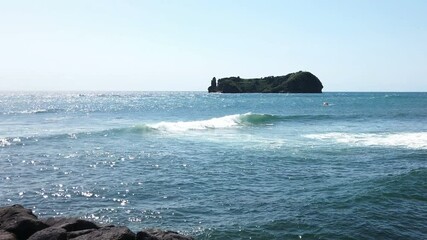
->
(0, 0), (426, 91)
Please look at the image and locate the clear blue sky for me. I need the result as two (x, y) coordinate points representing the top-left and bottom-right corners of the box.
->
(0, 0), (426, 91)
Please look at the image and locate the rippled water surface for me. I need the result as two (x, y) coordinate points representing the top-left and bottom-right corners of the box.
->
(1, 92), (426, 239)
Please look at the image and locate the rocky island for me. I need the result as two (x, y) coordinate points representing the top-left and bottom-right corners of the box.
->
(208, 71), (323, 93)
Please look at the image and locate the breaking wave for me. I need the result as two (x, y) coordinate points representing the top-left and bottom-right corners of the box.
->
(4, 113), (392, 146)
(0, 113), (281, 146)
(146, 113), (278, 132)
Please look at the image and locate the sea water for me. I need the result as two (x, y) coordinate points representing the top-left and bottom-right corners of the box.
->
(0, 92), (426, 239)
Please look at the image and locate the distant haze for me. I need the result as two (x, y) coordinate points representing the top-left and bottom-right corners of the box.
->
(0, 0), (426, 91)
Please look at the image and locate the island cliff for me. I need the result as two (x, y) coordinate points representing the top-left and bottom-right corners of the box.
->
(208, 71), (323, 93)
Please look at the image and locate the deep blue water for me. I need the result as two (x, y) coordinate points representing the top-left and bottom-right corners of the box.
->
(1, 92), (426, 239)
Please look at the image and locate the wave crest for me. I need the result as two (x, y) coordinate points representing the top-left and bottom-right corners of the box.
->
(147, 113), (277, 132)
(0, 113), (278, 145)
(3, 108), (63, 115)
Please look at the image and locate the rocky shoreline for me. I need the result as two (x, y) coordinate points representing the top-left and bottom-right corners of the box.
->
(0, 204), (193, 240)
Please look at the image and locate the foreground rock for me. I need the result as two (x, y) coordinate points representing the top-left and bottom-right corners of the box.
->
(0, 205), (193, 240)
(71, 226), (135, 240)
(0, 204), (48, 239)
(137, 229), (193, 240)
(208, 71), (323, 93)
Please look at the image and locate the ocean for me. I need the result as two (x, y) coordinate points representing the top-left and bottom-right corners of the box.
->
(0, 92), (426, 239)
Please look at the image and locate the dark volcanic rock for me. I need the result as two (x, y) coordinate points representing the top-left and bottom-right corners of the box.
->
(27, 227), (66, 240)
(208, 71), (323, 93)
(0, 230), (17, 240)
(0, 205), (194, 240)
(0, 204), (48, 240)
(66, 229), (96, 238)
(72, 226), (135, 240)
(42, 217), (99, 231)
(137, 229), (194, 240)
(136, 231), (160, 240)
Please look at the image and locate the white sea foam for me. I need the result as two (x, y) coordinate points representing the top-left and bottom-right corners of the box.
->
(0, 138), (11, 147)
(305, 132), (427, 149)
(147, 113), (252, 132)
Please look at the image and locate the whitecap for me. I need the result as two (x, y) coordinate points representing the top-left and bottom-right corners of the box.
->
(147, 114), (245, 132)
(0, 138), (11, 147)
(146, 112), (274, 132)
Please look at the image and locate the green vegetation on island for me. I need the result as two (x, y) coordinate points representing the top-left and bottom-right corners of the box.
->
(208, 71), (323, 93)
